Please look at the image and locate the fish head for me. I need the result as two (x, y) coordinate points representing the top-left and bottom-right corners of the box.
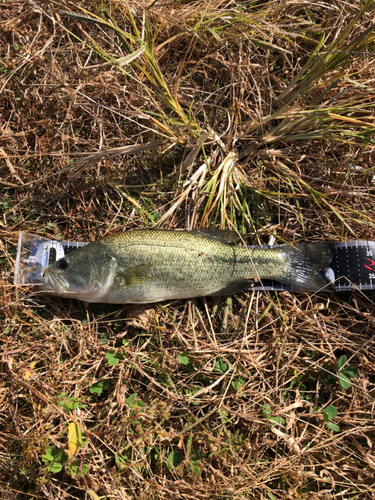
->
(41, 244), (117, 300)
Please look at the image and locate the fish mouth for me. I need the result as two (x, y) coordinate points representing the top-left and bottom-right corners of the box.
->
(40, 269), (70, 294)
(40, 269), (95, 299)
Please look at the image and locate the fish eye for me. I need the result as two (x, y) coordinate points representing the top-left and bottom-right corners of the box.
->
(58, 258), (69, 270)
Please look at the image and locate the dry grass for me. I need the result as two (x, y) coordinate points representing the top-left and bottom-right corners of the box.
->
(1, 0), (375, 498)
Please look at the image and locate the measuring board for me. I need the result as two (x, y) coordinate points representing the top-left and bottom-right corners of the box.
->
(14, 232), (375, 292)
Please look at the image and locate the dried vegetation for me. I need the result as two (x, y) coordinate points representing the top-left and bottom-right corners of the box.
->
(1, 0), (375, 498)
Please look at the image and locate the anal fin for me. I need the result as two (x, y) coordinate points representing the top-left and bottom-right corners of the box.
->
(210, 278), (253, 296)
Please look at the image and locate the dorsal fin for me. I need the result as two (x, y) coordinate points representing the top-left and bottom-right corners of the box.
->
(190, 229), (243, 244)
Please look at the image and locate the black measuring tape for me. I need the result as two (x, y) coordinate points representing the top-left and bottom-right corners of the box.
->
(14, 233), (375, 292)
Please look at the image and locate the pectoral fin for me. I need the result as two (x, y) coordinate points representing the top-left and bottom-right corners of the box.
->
(210, 278), (253, 296)
(116, 263), (153, 287)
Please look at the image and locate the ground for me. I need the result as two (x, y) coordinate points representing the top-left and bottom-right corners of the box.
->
(1, 1), (375, 499)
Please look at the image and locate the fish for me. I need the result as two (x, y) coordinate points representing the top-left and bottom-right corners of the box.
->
(40, 229), (334, 303)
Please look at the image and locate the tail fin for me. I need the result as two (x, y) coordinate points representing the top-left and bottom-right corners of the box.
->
(281, 243), (334, 291)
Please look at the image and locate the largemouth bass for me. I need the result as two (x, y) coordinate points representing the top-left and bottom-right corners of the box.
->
(41, 229), (334, 303)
